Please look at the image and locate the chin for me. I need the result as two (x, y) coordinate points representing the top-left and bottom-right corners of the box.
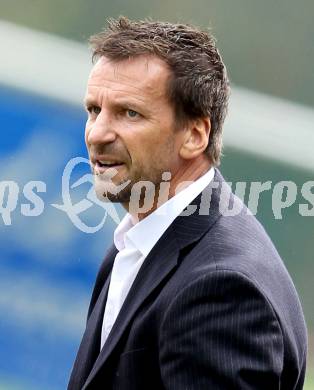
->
(94, 182), (132, 204)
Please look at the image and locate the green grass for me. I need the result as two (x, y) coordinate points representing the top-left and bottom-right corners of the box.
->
(0, 378), (47, 390)
(304, 371), (314, 390)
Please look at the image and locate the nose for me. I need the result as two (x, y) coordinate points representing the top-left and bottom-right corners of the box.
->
(85, 111), (117, 146)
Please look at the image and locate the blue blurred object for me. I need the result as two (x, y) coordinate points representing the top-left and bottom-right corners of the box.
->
(0, 86), (119, 390)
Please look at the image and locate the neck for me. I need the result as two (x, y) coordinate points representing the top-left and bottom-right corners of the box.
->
(124, 155), (212, 222)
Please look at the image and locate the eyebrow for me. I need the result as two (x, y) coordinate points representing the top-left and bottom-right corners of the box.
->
(84, 96), (97, 108)
(84, 96), (148, 113)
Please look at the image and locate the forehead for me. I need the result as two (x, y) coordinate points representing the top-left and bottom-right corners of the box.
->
(86, 55), (170, 100)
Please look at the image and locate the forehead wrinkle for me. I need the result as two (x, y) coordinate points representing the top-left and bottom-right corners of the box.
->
(87, 56), (170, 108)
(114, 56), (167, 94)
(87, 81), (151, 106)
(88, 79), (145, 95)
(112, 71), (164, 97)
(87, 76), (166, 107)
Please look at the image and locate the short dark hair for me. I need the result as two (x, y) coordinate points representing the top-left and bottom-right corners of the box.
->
(89, 17), (230, 166)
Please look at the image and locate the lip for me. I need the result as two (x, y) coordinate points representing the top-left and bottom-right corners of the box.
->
(93, 160), (125, 175)
(90, 154), (124, 164)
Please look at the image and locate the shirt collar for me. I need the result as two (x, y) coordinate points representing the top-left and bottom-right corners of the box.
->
(113, 212), (135, 252)
(114, 167), (215, 256)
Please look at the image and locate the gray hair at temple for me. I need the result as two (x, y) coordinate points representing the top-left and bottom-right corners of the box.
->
(89, 17), (230, 166)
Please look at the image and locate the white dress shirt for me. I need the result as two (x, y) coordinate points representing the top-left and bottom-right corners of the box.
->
(101, 167), (214, 348)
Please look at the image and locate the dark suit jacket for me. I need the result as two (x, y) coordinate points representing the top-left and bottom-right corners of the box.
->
(68, 170), (307, 389)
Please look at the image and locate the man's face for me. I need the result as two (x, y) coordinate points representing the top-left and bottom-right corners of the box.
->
(84, 55), (185, 205)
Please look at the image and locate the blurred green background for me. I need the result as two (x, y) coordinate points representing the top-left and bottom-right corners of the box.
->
(1, 0), (313, 388)
(2, 0), (314, 107)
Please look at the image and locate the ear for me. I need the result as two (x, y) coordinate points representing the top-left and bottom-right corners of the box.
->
(179, 117), (211, 160)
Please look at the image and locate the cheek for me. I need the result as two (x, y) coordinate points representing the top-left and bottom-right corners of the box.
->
(131, 137), (155, 160)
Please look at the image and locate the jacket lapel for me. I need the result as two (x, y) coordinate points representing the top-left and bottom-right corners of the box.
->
(83, 223), (181, 388)
(173, 169), (225, 249)
(83, 169), (225, 388)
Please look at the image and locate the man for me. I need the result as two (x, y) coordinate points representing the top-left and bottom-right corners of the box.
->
(68, 17), (307, 389)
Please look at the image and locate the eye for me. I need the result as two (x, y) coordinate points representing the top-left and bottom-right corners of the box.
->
(87, 106), (101, 115)
(126, 109), (139, 118)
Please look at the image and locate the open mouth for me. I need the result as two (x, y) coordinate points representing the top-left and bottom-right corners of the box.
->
(94, 160), (124, 173)
(96, 161), (122, 168)
(96, 160), (123, 167)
